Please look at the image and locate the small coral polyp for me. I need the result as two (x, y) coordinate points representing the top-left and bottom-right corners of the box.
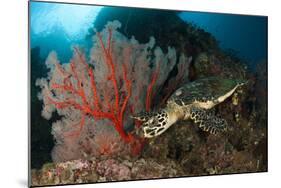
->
(36, 20), (185, 161)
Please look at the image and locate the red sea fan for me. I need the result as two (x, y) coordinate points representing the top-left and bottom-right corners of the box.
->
(36, 20), (187, 162)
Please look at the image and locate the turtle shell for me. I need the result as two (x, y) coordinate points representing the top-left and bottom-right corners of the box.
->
(169, 77), (244, 106)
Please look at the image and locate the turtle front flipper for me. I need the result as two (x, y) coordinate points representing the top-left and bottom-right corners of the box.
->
(190, 107), (227, 134)
(132, 109), (176, 138)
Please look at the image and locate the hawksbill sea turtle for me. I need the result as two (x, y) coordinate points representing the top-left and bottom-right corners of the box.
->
(132, 76), (245, 138)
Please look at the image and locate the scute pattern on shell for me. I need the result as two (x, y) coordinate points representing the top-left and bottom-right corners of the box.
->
(169, 77), (243, 106)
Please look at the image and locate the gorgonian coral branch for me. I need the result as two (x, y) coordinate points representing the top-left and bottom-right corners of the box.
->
(42, 27), (133, 142)
(36, 20), (186, 161)
(146, 62), (160, 112)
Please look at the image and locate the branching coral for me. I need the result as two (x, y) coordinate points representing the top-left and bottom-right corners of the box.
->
(36, 20), (185, 161)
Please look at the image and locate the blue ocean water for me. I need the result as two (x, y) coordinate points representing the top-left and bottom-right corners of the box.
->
(179, 12), (267, 69)
(30, 2), (102, 62)
(30, 1), (267, 69)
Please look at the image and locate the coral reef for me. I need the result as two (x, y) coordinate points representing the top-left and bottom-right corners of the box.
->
(140, 67), (267, 175)
(31, 157), (184, 186)
(192, 52), (247, 80)
(36, 21), (186, 162)
(31, 8), (267, 186)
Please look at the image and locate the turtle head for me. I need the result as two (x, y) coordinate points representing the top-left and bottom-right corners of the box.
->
(131, 110), (173, 138)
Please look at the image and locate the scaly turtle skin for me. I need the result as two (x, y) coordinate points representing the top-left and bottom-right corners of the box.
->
(132, 77), (245, 138)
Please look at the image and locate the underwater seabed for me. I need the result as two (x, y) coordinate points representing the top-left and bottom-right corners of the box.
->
(31, 67), (267, 186)
(30, 7), (267, 187)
